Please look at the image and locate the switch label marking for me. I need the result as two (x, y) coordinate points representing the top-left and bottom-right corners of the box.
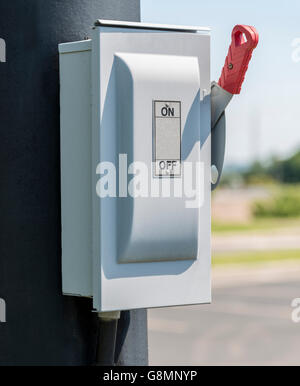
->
(153, 101), (181, 177)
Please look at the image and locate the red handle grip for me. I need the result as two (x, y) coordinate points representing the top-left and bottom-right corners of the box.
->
(218, 25), (259, 94)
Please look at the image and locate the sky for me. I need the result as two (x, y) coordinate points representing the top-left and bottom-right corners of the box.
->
(141, 0), (300, 167)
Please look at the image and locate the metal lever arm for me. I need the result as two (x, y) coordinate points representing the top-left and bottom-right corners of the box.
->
(211, 82), (232, 190)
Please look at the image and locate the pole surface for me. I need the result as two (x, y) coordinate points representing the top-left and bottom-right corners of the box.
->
(0, 0), (145, 365)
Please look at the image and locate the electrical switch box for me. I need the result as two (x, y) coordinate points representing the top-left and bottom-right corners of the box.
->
(59, 20), (211, 312)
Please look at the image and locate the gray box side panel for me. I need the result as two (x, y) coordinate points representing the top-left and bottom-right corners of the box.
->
(60, 48), (92, 297)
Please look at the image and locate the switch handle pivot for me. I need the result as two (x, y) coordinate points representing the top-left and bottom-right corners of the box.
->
(218, 25), (259, 94)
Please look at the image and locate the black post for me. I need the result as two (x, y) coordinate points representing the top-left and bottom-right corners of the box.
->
(0, 0), (146, 365)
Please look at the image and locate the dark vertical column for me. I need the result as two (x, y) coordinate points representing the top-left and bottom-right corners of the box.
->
(0, 0), (144, 365)
(116, 310), (148, 365)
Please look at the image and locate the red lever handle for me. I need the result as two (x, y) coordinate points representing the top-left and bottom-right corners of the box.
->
(218, 25), (259, 94)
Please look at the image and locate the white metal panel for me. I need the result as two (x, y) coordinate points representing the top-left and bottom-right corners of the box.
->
(59, 42), (93, 297)
(95, 19), (210, 33)
(92, 26), (211, 311)
(59, 23), (211, 311)
(114, 52), (201, 264)
(59, 40), (92, 54)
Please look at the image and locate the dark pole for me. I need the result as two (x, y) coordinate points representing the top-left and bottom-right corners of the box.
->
(0, 0), (146, 365)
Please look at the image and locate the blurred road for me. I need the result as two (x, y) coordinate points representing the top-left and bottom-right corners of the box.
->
(148, 262), (300, 366)
(213, 233), (300, 252)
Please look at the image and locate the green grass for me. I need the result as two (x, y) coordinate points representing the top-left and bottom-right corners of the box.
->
(212, 249), (300, 267)
(253, 185), (300, 218)
(212, 218), (300, 234)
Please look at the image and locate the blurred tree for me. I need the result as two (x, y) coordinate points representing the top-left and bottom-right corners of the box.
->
(268, 150), (300, 183)
(238, 150), (300, 185)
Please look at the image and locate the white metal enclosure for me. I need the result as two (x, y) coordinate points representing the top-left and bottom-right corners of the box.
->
(59, 20), (211, 312)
